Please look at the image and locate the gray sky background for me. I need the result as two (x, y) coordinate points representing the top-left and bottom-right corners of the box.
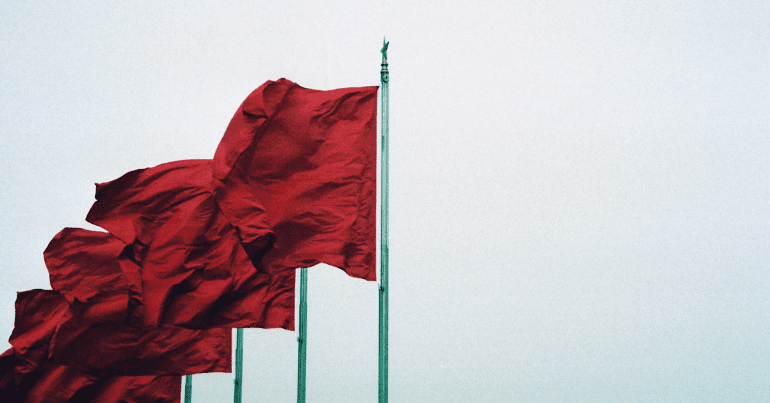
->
(2, 1), (769, 402)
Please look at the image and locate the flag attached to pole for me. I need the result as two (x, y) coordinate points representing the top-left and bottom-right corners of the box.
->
(213, 78), (378, 281)
(84, 79), (378, 331)
(5, 77), (380, 402)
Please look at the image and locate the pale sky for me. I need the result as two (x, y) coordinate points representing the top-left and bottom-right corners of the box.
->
(2, 1), (769, 402)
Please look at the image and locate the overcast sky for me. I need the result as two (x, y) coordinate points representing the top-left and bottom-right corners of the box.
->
(2, 1), (769, 402)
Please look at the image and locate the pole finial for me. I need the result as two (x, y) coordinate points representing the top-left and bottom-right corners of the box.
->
(381, 37), (389, 65)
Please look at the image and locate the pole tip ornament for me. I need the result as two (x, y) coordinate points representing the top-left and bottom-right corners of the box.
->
(380, 37), (389, 83)
(381, 38), (389, 64)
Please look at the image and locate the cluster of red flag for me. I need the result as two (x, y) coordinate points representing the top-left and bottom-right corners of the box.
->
(2, 79), (378, 402)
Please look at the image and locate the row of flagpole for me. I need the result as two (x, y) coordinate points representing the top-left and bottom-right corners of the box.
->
(184, 38), (389, 403)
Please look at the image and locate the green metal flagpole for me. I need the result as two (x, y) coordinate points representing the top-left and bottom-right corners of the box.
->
(234, 328), (243, 403)
(184, 375), (192, 403)
(379, 37), (390, 403)
(297, 268), (308, 402)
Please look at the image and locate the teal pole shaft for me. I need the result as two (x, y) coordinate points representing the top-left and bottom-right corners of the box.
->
(234, 328), (243, 403)
(378, 37), (390, 403)
(297, 268), (308, 403)
(184, 375), (192, 403)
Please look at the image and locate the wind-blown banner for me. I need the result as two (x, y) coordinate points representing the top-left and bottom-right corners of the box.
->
(85, 79), (378, 330)
(43, 228), (232, 374)
(0, 290), (184, 403)
(2, 78), (379, 401)
(213, 78), (378, 281)
(85, 160), (294, 330)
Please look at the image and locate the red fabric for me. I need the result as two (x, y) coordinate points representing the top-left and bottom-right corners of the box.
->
(26, 367), (181, 403)
(44, 228), (127, 304)
(42, 229), (233, 373)
(50, 313), (232, 375)
(2, 290), (69, 390)
(44, 228), (142, 326)
(80, 374), (180, 403)
(16, 364), (181, 403)
(84, 79), (377, 331)
(86, 161), (293, 330)
(2, 290), (230, 376)
(214, 78), (378, 281)
(1, 290), (183, 402)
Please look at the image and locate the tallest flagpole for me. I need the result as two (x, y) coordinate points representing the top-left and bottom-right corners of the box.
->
(378, 37), (390, 403)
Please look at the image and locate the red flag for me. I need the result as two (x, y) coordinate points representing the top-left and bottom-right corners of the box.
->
(85, 79), (377, 330)
(44, 227), (141, 326)
(1, 290), (68, 391)
(20, 365), (181, 403)
(44, 228), (127, 304)
(214, 78), (378, 281)
(1, 290), (182, 403)
(86, 161), (294, 329)
(3, 289), (230, 376)
(49, 314), (232, 375)
(42, 229), (233, 373)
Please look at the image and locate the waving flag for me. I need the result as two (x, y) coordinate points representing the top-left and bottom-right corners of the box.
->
(85, 160), (294, 330)
(84, 79), (378, 330)
(213, 78), (378, 281)
(42, 229), (232, 374)
(0, 290), (184, 402)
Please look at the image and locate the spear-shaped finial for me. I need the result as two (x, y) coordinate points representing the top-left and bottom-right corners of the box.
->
(380, 37), (389, 83)
(381, 37), (389, 65)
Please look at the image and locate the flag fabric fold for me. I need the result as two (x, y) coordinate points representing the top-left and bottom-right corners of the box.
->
(29, 368), (181, 403)
(83, 79), (377, 330)
(44, 228), (128, 305)
(41, 228), (233, 374)
(44, 227), (142, 326)
(3, 288), (231, 377)
(1, 290), (182, 403)
(1, 290), (68, 390)
(8, 363), (182, 403)
(85, 161), (293, 330)
(213, 78), (379, 281)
